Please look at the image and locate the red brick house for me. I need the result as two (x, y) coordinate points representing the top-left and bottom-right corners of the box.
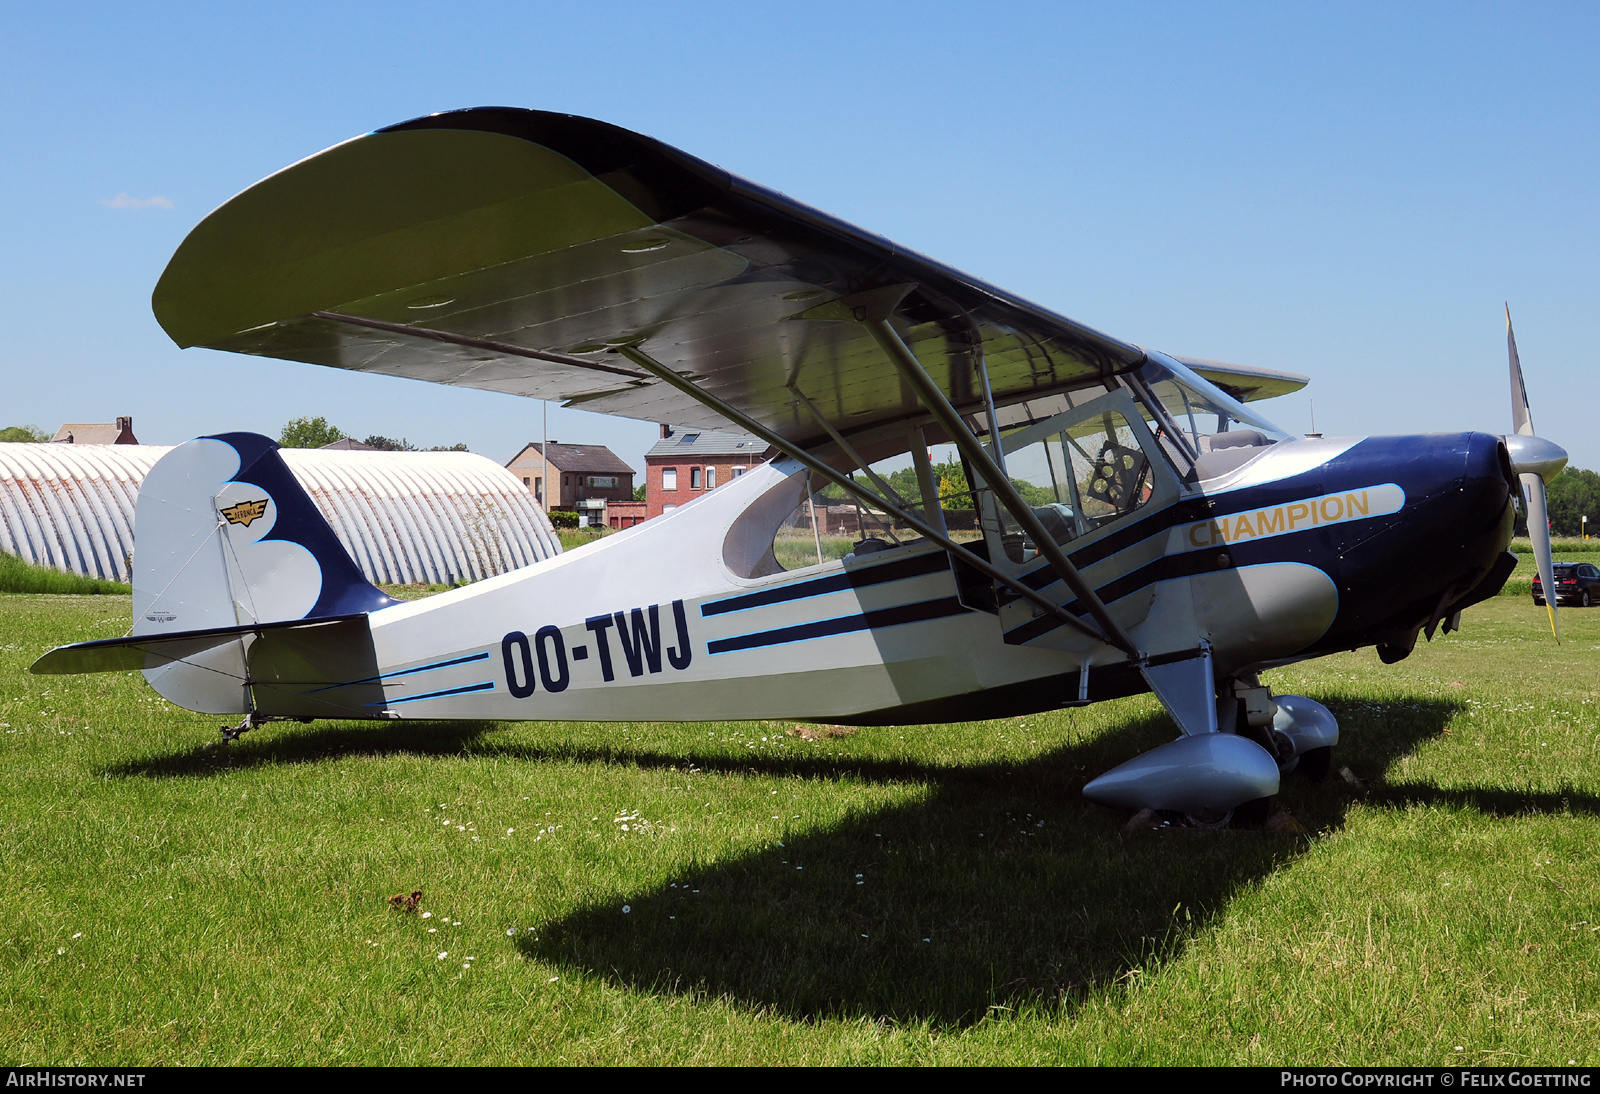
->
(505, 441), (638, 528)
(644, 426), (768, 520)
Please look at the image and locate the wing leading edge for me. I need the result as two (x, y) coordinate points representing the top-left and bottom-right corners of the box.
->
(154, 107), (1152, 451)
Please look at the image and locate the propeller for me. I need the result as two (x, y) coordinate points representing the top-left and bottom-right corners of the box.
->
(1505, 304), (1568, 641)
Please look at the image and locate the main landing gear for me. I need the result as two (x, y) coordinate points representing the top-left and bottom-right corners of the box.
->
(1082, 674), (1340, 826)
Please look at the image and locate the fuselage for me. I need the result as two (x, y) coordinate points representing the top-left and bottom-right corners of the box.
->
(247, 430), (1515, 726)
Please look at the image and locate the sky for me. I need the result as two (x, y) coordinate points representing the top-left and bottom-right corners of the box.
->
(3, 2), (1596, 475)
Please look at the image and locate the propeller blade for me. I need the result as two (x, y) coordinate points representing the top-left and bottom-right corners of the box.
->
(1524, 472), (1561, 642)
(1507, 305), (1562, 642)
(1508, 303), (1535, 436)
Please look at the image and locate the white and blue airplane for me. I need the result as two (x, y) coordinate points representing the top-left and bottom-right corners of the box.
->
(33, 108), (1569, 824)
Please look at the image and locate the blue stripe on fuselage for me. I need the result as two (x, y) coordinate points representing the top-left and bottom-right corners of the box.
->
(701, 549), (949, 616)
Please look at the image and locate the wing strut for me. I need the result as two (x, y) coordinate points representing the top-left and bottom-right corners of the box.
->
(611, 345), (1118, 651)
(314, 311), (653, 381)
(807, 287), (1141, 659)
(783, 383), (914, 511)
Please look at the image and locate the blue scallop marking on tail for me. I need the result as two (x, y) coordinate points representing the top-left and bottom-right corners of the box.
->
(207, 432), (399, 618)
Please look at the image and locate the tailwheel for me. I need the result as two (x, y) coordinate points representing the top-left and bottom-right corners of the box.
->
(204, 710), (266, 748)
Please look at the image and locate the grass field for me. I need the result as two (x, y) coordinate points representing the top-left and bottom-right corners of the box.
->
(3, 590), (1600, 1063)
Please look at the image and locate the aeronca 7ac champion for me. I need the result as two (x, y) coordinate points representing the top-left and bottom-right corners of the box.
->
(34, 108), (1572, 825)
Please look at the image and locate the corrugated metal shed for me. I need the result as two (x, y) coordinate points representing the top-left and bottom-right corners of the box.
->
(0, 442), (561, 585)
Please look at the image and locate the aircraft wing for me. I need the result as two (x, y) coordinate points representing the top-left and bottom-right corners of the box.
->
(154, 108), (1149, 450)
(1172, 357), (1309, 403)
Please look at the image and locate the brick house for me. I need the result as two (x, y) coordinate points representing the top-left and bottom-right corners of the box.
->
(51, 416), (138, 444)
(505, 441), (639, 527)
(644, 426), (768, 520)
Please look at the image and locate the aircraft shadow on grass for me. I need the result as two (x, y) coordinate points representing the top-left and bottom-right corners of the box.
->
(107, 694), (1600, 1026)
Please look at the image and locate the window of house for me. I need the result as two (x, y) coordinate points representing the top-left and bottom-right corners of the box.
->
(690, 467), (702, 490)
(731, 466), (745, 478)
(662, 468), (678, 491)
(663, 504), (677, 514)
(705, 466), (716, 489)
(522, 476), (530, 486)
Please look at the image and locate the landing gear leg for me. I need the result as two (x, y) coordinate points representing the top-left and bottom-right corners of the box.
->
(1227, 679), (1340, 780)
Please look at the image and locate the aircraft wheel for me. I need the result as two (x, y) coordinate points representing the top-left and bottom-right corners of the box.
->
(1181, 806), (1234, 829)
(1298, 746), (1333, 782)
(1233, 797), (1273, 827)
(1271, 729), (1298, 773)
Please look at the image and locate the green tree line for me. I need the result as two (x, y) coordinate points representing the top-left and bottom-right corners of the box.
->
(277, 416), (467, 452)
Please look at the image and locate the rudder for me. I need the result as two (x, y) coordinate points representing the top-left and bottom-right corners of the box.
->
(133, 433), (395, 712)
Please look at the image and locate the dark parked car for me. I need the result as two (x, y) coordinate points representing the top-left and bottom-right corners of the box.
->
(1532, 562), (1600, 607)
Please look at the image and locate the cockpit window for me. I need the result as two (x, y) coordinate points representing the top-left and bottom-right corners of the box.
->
(1133, 356), (1291, 479)
(1138, 358), (1288, 449)
(981, 390), (1173, 565)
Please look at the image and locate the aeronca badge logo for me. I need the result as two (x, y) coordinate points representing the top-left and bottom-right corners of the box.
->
(219, 498), (270, 528)
(1182, 483), (1406, 549)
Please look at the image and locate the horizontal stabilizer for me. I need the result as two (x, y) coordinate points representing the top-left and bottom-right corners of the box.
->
(31, 614), (367, 676)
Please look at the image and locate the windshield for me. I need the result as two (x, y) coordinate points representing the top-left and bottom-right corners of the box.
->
(1136, 353), (1291, 453)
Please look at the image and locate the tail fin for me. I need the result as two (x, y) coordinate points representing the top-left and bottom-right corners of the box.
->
(132, 433), (395, 712)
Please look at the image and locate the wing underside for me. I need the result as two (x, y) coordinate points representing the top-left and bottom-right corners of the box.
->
(155, 108), (1150, 452)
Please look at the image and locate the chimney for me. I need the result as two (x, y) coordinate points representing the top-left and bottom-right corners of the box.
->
(114, 416), (137, 444)
(660, 424), (673, 439)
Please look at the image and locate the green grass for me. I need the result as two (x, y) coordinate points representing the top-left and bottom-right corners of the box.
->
(0, 554), (129, 595)
(556, 526), (613, 552)
(2, 591), (1599, 1063)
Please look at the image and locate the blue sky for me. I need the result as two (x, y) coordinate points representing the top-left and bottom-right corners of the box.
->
(3, 2), (1596, 475)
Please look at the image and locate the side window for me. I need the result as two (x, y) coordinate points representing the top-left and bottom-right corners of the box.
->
(706, 466), (717, 490)
(690, 467), (703, 490)
(978, 392), (1171, 567)
(662, 467), (678, 491)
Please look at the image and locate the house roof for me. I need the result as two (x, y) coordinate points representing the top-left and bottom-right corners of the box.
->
(51, 420), (137, 445)
(646, 428), (765, 460)
(319, 437), (378, 450)
(509, 441), (634, 475)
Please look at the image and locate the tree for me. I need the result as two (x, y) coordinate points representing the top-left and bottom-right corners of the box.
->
(634, 482), (648, 501)
(1545, 466), (1600, 537)
(362, 434), (415, 451)
(0, 424), (48, 442)
(279, 416), (346, 448)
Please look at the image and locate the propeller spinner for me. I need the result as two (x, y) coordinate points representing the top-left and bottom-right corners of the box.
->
(1505, 304), (1569, 640)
